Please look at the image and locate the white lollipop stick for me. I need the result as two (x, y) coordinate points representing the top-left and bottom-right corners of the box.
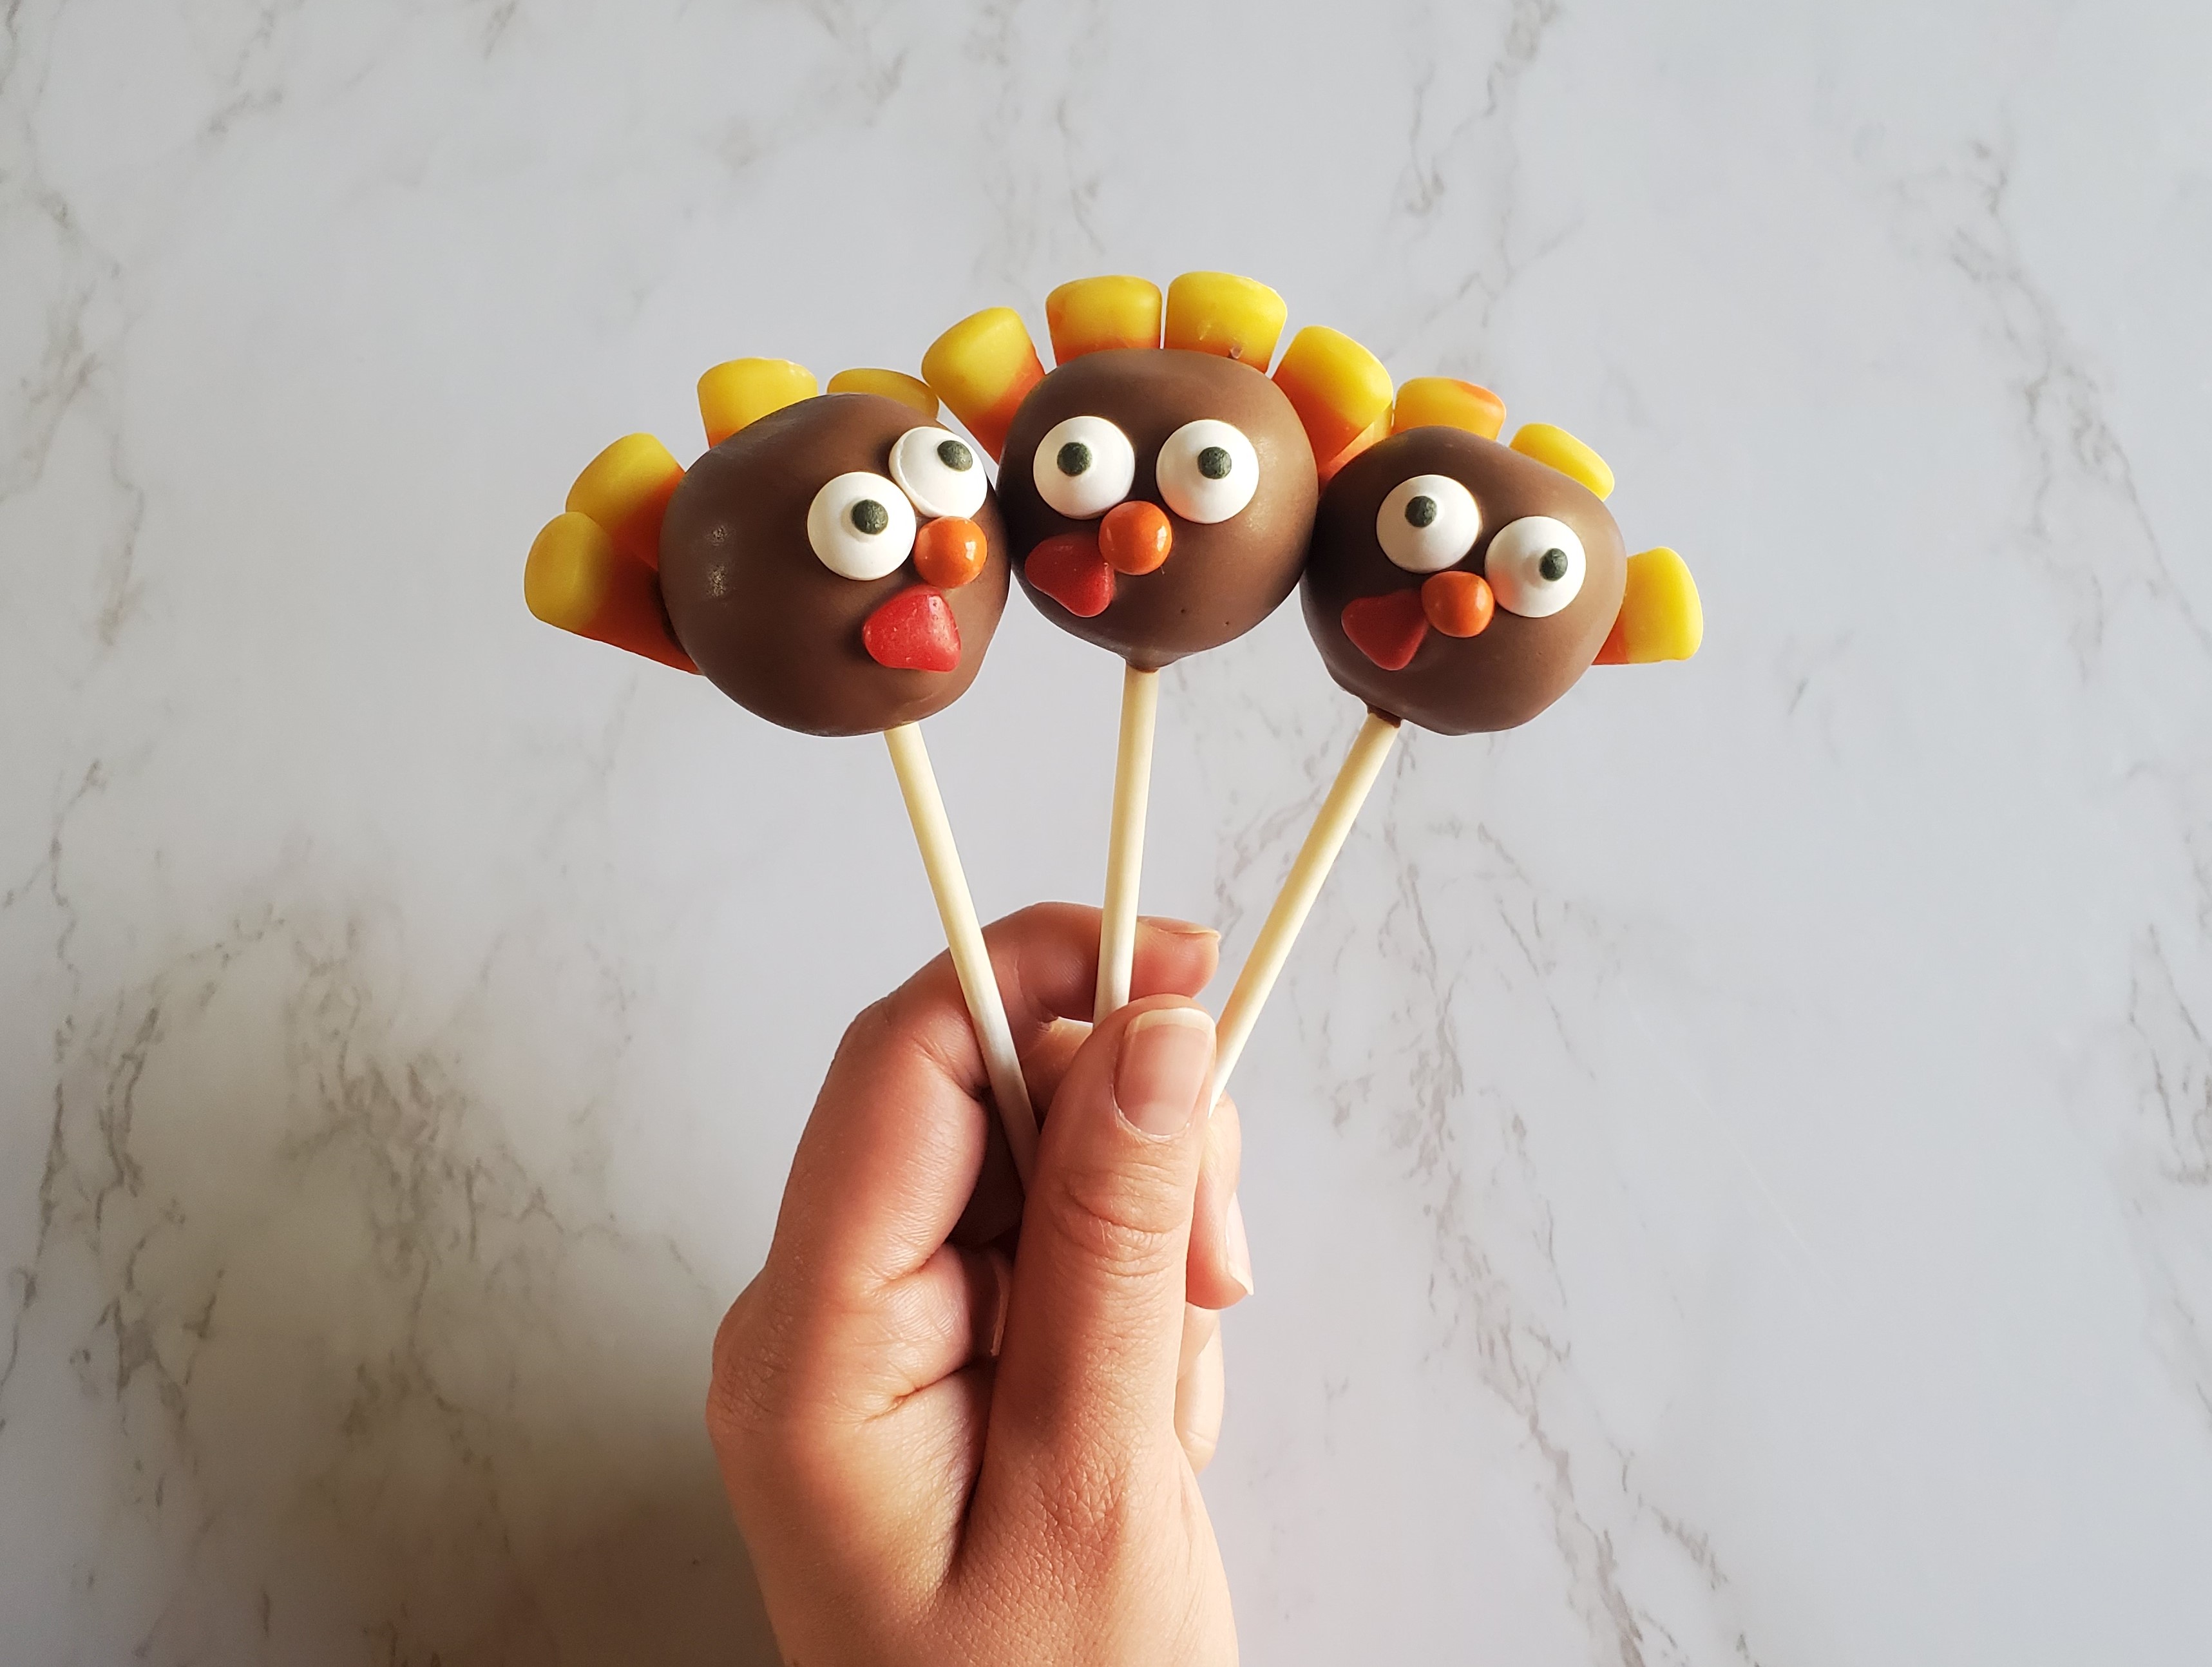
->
(1210, 709), (1401, 1105)
(883, 722), (1039, 1183)
(1094, 663), (1161, 1024)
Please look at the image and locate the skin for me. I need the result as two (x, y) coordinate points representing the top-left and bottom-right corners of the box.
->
(1301, 428), (1628, 734)
(998, 348), (1319, 671)
(660, 392), (1011, 738)
(709, 906), (1252, 1666)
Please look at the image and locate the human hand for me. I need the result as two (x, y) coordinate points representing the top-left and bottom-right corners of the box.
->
(707, 904), (1249, 1665)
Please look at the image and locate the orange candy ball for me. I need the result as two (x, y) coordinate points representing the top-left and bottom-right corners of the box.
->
(913, 516), (989, 589)
(1099, 500), (1173, 575)
(1420, 571), (1494, 638)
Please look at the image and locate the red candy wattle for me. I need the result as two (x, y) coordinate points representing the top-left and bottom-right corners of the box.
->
(1340, 589), (1430, 671)
(1025, 533), (1117, 618)
(862, 586), (963, 672)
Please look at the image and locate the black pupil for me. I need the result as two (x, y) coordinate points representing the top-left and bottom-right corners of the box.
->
(937, 438), (973, 472)
(850, 499), (890, 536)
(1405, 495), (1439, 529)
(1057, 441), (1092, 476)
(1197, 445), (1232, 480)
(1538, 547), (1569, 581)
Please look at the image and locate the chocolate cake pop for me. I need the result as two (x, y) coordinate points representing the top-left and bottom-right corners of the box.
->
(659, 390), (1011, 738)
(524, 356), (1038, 1176)
(919, 272), (1397, 672)
(1299, 379), (1698, 734)
(1210, 374), (1703, 1101)
(917, 274), (1395, 1020)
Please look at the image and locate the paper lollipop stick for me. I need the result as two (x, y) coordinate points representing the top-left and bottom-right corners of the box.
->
(1212, 373), (1703, 1101)
(526, 355), (1042, 1178)
(1209, 708), (1399, 1102)
(883, 722), (1038, 1177)
(924, 273), (1378, 1025)
(1094, 662), (1161, 1020)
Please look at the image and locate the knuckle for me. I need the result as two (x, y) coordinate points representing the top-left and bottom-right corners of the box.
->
(703, 1281), (823, 1489)
(704, 1291), (777, 1453)
(1043, 1161), (1185, 1282)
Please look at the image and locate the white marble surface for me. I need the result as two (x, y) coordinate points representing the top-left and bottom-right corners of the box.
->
(5, 1), (2211, 1661)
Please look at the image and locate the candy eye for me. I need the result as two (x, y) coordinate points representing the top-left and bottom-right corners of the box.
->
(806, 471), (917, 580)
(1376, 474), (1480, 573)
(889, 426), (987, 521)
(1155, 419), (1260, 524)
(1032, 415), (1136, 519)
(1483, 515), (1586, 617)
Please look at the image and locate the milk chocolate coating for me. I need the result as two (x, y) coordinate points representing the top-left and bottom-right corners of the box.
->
(1301, 428), (1627, 734)
(660, 393), (1010, 737)
(996, 348), (1319, 671)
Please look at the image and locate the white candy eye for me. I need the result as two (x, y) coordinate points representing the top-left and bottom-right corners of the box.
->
(1155, 419), (1260, 524)
(1376, 473), (1480, 573)
(889, 426), (987, 521)
(806, 471), (916, 580)
(1033, 415), (1135, 519)
(1484, 515), (1586, 616)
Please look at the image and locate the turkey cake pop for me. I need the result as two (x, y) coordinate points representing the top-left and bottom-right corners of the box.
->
(919, 273), (1391, 1020)
(524, 357), (1037, 1176)
(1210, 374), (1703, 1100)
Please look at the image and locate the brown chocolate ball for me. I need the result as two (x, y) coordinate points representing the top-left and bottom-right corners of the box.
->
(660, 392), (1011, 738)
(995, 348), (1319, 671)
(1301, 428), (1628, 734)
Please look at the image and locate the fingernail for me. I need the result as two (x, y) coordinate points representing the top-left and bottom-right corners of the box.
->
(1224, 1193), (1253, 1298)
(1116, 1007), (1214, 1138)
(1145, 916), (1219, 941)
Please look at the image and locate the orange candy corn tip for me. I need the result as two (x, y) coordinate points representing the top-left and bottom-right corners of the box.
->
(1164, 272), (1288, 372)
(525, 512), (696, 672)
(828, 367), (940, 420)
(1392, 377), (1505, 441)
(1046, 276), (1162, 363)
(698, 358), (817, 448)
(920, 307), (1046, 462)
(1317, 410), (1389, 486)
(566, 434), (683, 571)
(1274, 325), (1393, 464)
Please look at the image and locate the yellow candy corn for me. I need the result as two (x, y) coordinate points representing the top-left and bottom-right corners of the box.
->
(826, 367), (940, 420)
(920, 307), (1046, 461)
(1391, 377), (1506, 441)
(1046, 275), (1163, 363)
(565, 434), (683, 571)
(1597, 548), (1702, 664)
(1511, 421), (1614, 500)
(1164, 271), (1289, 372)
(1273, 325), (1393, 465)
(525, 512), (696, 672)
(698, 357), (817, 448)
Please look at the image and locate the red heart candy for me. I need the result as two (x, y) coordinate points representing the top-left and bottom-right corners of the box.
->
(1340, 590), (1430, 671)
(1024, 533), (1116, 618)
(862, 586), (962, 672)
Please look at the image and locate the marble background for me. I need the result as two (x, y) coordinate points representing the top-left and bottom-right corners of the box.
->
(5, 0), (2209, 1661)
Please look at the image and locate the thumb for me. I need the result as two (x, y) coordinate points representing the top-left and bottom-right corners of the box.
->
(990, 998), (1216, 1463)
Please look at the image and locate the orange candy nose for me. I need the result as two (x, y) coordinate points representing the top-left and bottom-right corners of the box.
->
(913, 517), (989, 588)
(1100, 500), (1172, 575)
(1421, 571), (1494, 637)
